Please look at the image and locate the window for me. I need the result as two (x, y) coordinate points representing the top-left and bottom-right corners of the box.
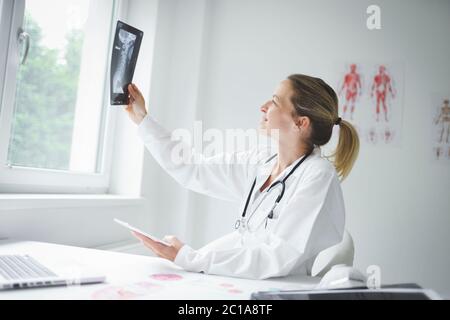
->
(0, 0), (124, 193)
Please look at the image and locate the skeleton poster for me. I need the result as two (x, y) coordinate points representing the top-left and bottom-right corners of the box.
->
(431, 94), (450, 162)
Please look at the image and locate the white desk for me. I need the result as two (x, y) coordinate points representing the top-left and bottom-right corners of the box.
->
(0, 240), (320, 300)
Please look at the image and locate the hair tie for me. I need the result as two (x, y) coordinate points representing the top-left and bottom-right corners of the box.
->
(335, 117), (342, 126)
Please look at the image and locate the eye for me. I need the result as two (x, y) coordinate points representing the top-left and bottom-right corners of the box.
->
(272, 99), (278, 106)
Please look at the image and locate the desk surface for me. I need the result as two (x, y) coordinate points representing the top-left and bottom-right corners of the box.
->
(0, 240), (319, 300)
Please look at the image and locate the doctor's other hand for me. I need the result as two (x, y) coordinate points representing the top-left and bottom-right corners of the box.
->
(131, 231), (184, 262)
(125, 83), (148, 125)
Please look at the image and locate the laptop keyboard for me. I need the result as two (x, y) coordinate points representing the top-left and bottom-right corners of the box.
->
(0, 255), (57, 280)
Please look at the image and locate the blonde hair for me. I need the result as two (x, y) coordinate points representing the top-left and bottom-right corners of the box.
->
(287, 74), (360, 181)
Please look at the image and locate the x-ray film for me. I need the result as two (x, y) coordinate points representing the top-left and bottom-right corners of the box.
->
(110, 21), (143, 105)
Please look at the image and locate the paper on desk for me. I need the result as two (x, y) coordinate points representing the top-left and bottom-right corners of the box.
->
(90, 271), (317, 300)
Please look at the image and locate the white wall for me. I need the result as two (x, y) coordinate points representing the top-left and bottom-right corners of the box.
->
(140, 0), (212, 242)
(142, 0), (450, 294)
(0, 201), (145, 247)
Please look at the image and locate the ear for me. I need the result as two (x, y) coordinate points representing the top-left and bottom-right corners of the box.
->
(293, 116), (310, 131)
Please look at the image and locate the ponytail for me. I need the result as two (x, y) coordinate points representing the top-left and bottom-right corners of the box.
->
(287, 74), (360, 181)
(327, 119), (360, 181)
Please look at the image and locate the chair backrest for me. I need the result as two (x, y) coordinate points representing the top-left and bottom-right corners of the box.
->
(311, 230), (355, 277)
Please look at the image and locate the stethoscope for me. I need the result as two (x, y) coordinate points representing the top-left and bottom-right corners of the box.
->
(234, 148), (313, 234)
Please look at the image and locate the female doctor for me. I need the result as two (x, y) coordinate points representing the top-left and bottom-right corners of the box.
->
(125, 74), (360, 280)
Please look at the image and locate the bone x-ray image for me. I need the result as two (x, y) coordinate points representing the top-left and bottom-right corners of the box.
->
(112, 30), (136, 94)
(110, 21), (143, 105)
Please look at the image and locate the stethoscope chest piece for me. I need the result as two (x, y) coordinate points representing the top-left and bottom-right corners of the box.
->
(235, 217), (248, 234)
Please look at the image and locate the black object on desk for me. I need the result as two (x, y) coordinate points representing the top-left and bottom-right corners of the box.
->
(250, 284), (441, 300)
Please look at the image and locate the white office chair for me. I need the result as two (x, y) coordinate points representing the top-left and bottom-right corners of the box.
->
(310, 231), (367, 289)
(311, 230), (355, 278)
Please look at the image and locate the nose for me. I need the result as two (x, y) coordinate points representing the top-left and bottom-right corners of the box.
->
(260, 101), (270, 113)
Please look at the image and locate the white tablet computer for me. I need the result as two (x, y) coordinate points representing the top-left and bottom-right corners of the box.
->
(114, 218), (170, 246)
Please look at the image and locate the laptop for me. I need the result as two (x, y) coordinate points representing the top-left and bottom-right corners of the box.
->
(0, 254), (106, 290)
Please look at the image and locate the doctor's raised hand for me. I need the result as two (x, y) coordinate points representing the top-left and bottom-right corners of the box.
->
(125, 83), (148, 125)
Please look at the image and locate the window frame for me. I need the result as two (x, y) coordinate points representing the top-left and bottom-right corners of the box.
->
(0, 0), (128, 194)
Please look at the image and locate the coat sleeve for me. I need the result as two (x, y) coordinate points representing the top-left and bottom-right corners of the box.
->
(173, 167), (345, 280)
(137, 115), (271, 202)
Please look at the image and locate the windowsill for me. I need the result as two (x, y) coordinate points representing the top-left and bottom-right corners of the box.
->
(0, 194), (146, 211)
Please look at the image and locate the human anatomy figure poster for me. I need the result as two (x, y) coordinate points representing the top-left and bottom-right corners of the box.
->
(369, 64), (398, 123)
(431, 95), (450, 162)
(338, 64), (364, 121)
(335, 62), (404, 146)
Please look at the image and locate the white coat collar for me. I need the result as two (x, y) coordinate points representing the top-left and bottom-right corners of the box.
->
(254, 146), (321, 193)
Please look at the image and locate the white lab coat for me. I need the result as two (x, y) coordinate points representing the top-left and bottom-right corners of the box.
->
(137, 115), (345, 280)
